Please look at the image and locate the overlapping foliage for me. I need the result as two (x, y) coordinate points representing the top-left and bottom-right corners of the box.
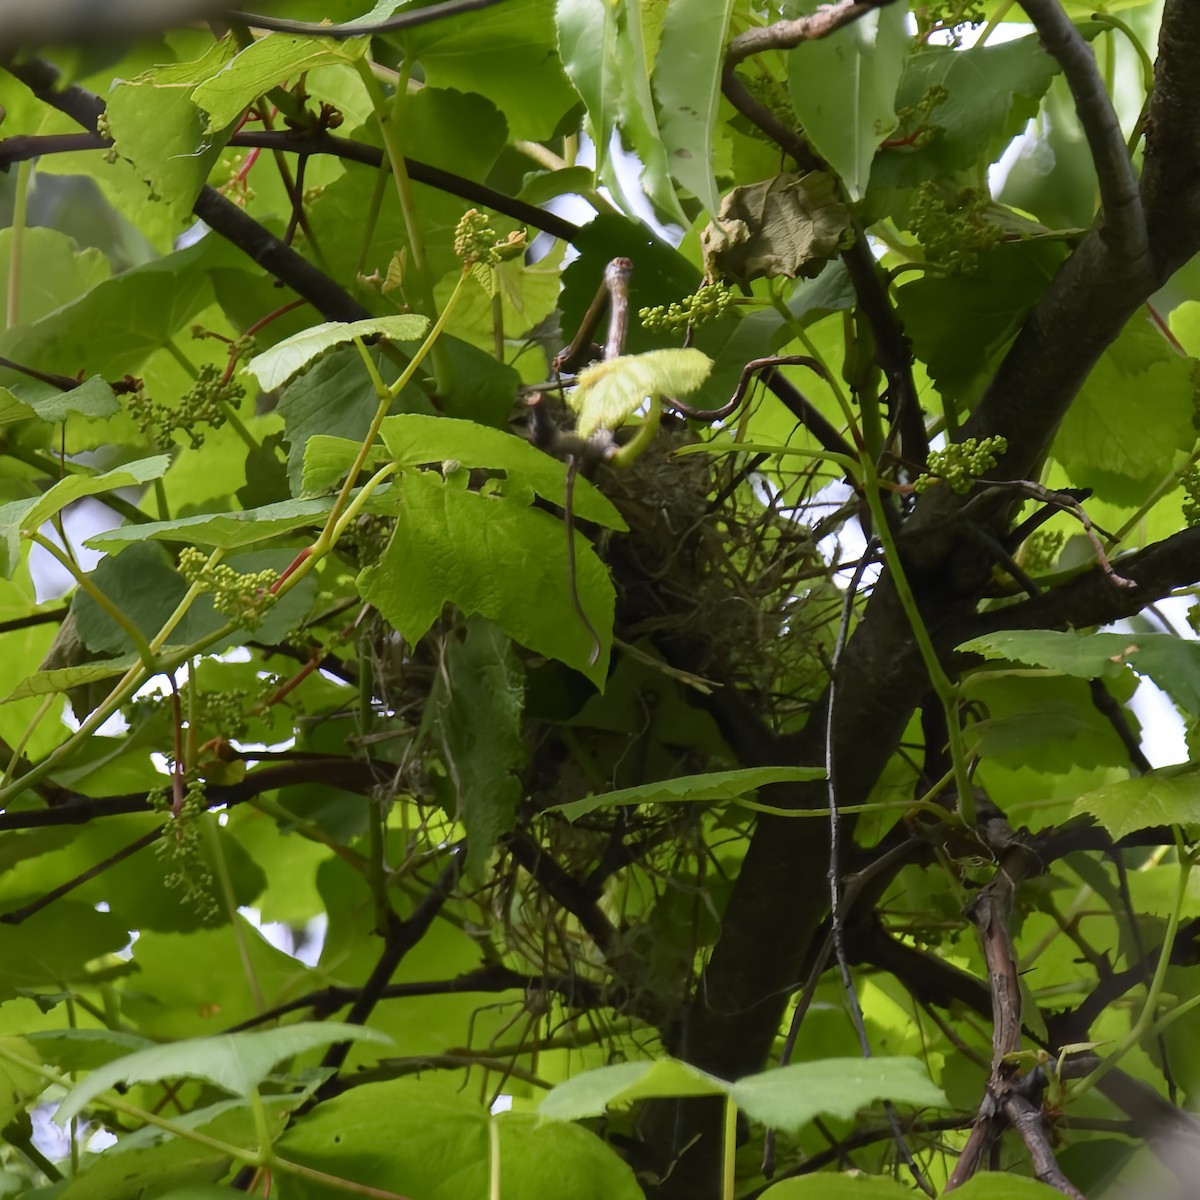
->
(1, 0), (1200, 1198)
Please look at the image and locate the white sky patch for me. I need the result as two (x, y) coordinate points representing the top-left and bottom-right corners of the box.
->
(240, 908), (327, 967)
(30, 498), (118, 603)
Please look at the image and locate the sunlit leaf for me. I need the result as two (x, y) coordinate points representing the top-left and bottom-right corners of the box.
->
(0, 456), (170, 577)
(728, 1057), (948, 1133)
(243, 315), (429, 391)
(569, 348), (713, 437)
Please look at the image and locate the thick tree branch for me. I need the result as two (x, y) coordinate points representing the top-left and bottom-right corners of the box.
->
(1141, 0), (1200, 276)
(963, 525), (1200, 640)
(1022, 0), (1148, 273)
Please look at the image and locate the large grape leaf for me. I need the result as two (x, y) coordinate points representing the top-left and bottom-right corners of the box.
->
(358, 469), (614, 685)
(277, 1079), (643, 1200)
(428, 618), (525, 877)
(1053, 315), (1196, 503)
(192, 34), (367, 132)
(106, 37), (240, 222)
(378, 413), (627, 527)
(0, 455), (170, 577)
(959, 629), (1200, 716)
(869, 31), (1067, 192)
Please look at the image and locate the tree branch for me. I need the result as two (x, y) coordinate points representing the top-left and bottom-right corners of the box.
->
(724, 0), (900, 69)
(226, 0), (509, 40)
(317, 853), (462, 1082)
(225, 965), (611, 1032)
(1021, 0), (1148, 273)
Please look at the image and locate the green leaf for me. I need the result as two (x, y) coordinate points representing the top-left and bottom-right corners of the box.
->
(869, 32), (1066, 193)
(429, 618), (526, 877)
(0, 902), (130, 999)
(787, 0), (910, 200)
(278, 1079), (643, 1200)
(569, 348), (713, 437)
(358, 469), (614, 685)
(952, 1177), (1082, 1200)
(55, 1022), (392, 1125)
(896, 240), (1067, 402)
(26, 1028), (154, 1072)
(1071, 764), (1200, 839)
(517, 165), (597, 206)
(0, 1038), (43, 1127)
(56, 1098), (291, 1200)
(277, 345), (422, 495)
(30, 375), (120, 423)
(405, 0), (577, 142)
(2, 655), (140, 704)
(551, 766), (826, 820)
(73, 542), (187, 655)
(107, 37), (240, 221)
(760, 1176), (922, 1199)
(959, 629), (1200, 715)
(728, 1057), (948, 1133)
(0, 455), (170, 577)
(300, 435), (388, 497)
(192, 34), (367, 133)
(652, 0), (735, 215)
(538, 1059), (727, 1120)
(0, 238), (224, 380)
(85, 496), (334, 553)
(379, 413), (627, 528)
(243, 315), (429, 392)
(0, 226), (110, 324)
(701, 173), (851, 288)
(0, 388), (36, 426)
(1054, 315), (1196, 502)
(555, 0), (685, 224)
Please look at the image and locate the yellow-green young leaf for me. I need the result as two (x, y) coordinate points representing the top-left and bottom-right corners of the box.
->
(243, 315), (429, 391)
(569, 348), (713, 437)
